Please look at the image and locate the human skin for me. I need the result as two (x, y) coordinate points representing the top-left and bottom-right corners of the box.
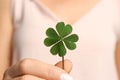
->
(3, 59), (72, 80)
(0, 0), (120, 80)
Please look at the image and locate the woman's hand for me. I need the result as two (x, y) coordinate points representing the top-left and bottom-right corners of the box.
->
(3, 58), (73, 80)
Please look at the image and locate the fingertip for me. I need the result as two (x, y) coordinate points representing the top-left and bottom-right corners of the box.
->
(55, 59), (73, 73)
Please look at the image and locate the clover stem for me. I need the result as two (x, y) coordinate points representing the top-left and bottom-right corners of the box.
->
(62, 56), (64, 70)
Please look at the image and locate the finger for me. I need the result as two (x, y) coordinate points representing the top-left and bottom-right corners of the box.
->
(6, 58), (72, 80)
(12, 75), (45, 80)
(55, 59), (73, 73)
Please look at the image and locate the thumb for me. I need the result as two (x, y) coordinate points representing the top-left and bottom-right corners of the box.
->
(55, 59), (73, 73)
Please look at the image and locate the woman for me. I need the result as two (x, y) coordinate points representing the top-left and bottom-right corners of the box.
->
(1, 0), (120, 80)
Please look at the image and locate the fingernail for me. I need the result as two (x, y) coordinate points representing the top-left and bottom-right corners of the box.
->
(60, 73), (73, 80)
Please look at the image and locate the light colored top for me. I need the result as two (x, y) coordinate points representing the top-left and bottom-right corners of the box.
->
(11, 0), (120, 80)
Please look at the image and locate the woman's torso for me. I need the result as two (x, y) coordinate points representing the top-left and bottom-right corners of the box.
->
(11, 0), (120, 80)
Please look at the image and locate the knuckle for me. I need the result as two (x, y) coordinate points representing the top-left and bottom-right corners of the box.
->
(19, 58), (33, 74)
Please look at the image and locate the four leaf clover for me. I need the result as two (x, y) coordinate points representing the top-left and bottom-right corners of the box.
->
(44, 22), (79, 57)
(44, 22), (79, 69)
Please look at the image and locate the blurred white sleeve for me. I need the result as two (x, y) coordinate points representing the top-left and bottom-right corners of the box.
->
(11, 0), (24, 23)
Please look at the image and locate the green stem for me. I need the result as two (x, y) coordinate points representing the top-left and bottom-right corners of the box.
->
(62, 56), (64, 70)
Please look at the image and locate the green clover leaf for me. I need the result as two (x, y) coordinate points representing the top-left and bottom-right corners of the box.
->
(56, 22), (72, 38)
(44, 22), (79, 57)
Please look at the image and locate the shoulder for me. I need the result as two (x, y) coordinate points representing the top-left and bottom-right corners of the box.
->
(11, 0), (25, 22)
(11, 0), (43, 24)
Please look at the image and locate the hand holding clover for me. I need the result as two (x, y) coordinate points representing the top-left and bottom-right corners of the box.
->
(44, 22), (79, 69)
(3, 22), (76, 80)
